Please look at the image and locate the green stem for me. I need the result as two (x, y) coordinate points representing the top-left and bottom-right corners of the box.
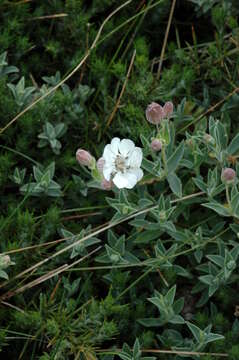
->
(0, 145), (39, 165)
(116, 266), (153, 301)
(225, 185), (231, 210)
(161, 145), (168, 174)
(0, 185), (31, 233)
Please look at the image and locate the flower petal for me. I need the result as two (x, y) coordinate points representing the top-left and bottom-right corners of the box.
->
(110, 137), (120, 155)
(127, 147), (143, 168)
(103, 144), (116, 164)
(119, 139), (135, 157)
(129, 168), (144, 181)
(113, 171), (137, 189)
(103, 164), (114, 181)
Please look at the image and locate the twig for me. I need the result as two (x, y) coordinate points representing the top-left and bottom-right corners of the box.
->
(106, 49), (136, 128)
(156, 0), (177, 80)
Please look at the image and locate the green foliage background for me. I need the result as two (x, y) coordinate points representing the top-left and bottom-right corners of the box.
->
(1, 0), (239, 359)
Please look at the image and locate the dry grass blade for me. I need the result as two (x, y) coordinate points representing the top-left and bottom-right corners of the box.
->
(61, 211), (101, 221)
(10, 0), (32, 4)
(0, 0), (132, 135)
(2, 237), (73, 256)
(98, 348), (228, 357)
(156, 0), (177, 80)
(106, 49), (136, 128)
(141, 349), (228, 357)
(1, 246), (101, 300)
(179, 86), (239, 133)
(1, 300), (25, 313)
(0, 191), (205, 290)
(30, 13), (68, 20)
(1, 218), (111, 257)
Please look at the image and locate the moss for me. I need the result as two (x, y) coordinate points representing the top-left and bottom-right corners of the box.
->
(230, 345), (239, 359)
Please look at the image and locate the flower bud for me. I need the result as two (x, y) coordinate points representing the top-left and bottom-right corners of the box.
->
(0, 254), (11, 269)
(110, 254), (120, 263)
(186, 138), (194, 149)
(101, 178), (113, 191)
(163, 101), (174, 117)
(146, 102), (165, 125)
(151, 139), (162, 152)
(76, 149), (93, 167)
(97, 157), (105, 173)
(203, 133), (215, 145)
(221, 167), (236, 184)
(209, 152), (216, 159)
(159, 211), (167, 221)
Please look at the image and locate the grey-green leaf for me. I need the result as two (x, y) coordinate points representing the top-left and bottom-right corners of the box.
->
(202, 202), (231, 217)
(227, 132), (239, 155)
(167, 141), (184, 174)
(167, 173), (182, 197)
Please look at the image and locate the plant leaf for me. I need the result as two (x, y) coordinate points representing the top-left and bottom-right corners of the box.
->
(167, 141), (184, 174)
(167, 173), (182, 197)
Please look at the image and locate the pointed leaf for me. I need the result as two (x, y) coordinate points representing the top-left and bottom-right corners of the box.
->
(202, 202), (231, 217)
(205, 333), (224, 345)
(138, 317), (163, 327)
(167, 141), (184, 174)
(206, 255), (224, 268)
(33, 166), (43, 182)
(165, 285), (176, 306)
(193, 177), (207, 192)
(227, 132), (239, 155)
(169, 315), (185, 324)
(133, 339), (141, 358)
(186, 322), (202, 343)
(167, 173), (182, 197)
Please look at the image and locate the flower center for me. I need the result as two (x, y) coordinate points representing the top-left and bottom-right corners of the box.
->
(115, 155), (126, 172)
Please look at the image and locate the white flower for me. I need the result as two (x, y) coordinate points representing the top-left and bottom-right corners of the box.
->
(102, 138), (143, 189)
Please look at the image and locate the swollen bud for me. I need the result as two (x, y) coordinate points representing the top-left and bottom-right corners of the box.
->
(203, 133), (215, 145)
(221, 167), (236, 184)
(101, 178), (113, 191)
(186, 138), (194, 149)
(151, 139), (162, 152)
(0, 254), (12, 269)
(76, 149), (94, 168)
(163, 101), (174, 118)
(97, 157), (105, 173)
(146, 102), (165, 125)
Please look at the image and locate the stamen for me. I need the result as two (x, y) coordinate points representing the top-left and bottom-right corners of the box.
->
(115, 155), (126, 172)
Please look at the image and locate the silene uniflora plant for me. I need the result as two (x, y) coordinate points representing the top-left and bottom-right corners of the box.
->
(2, 1), (239, 358)
(76, 101), (174, 191)
(75, 98), (239, 355)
